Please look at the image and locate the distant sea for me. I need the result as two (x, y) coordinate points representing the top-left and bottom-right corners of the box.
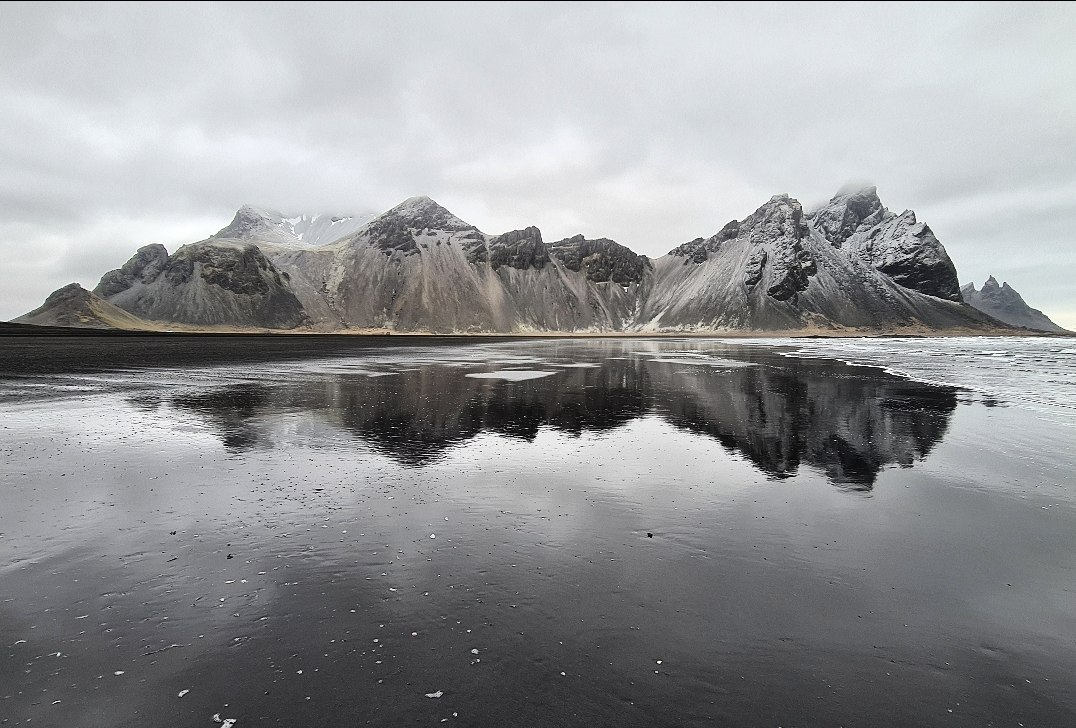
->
(738, 335), (1076, 425)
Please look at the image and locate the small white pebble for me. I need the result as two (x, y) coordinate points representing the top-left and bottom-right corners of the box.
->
(178, 689), (189, 698)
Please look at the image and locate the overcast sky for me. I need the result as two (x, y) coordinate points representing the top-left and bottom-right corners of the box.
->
(2, 2), (1074, 326)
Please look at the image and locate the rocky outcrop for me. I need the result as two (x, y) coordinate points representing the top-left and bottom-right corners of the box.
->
(961, 276), (1067, 332)
(548, 235), (651, 285)
(360, 196), (480, 256)
(664, 194), (817, 305)
(806, 186), (962, 301)
(215, 205), (283, 242)
(669, 220), (741, 264)
(742, 195), (816, 302)
(94, 244), (169, 298)
(95, 241), (307, 329)
(15, 283), (152, 329)
(808, 185), (887, 245)
(487, 227), (550, 271)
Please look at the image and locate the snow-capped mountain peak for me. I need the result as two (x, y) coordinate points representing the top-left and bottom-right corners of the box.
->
(214, 205), (376, 248)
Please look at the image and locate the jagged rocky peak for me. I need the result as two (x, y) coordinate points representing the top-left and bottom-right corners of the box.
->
(379, 196), (474, 231)
(93, 240), (307, 329)
(741, 194), (809, 244)
(738, 195), (816, 301)
(487, 226), (550, 270)
(94, 243), (170, 298)
(549, 234), (651, 285)
(669, 219), (740, 263)
(961, 276), (1067, 332)
(43, 282), (93, 306)
(961, 275), (1004, 299)
(808, 184), (887, 245)
(215, 205), (280, 240)
(806, 185), (962, 302)
(165, 241), (291, 296)
(363, 196), (482, 256)
(861, 208), (961, 301)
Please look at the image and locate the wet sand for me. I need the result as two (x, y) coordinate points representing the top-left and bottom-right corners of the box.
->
(1, 336), (1074, 726)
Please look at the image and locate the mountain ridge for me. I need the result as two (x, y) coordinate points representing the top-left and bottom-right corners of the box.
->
(961, 276), (1067, 333)
(13, 186), (1047, 335)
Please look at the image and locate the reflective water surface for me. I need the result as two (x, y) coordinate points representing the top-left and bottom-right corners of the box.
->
(1, 336), (1074, 727)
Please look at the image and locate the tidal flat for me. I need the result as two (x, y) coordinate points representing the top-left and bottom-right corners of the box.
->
(1, 336), (1074, 727)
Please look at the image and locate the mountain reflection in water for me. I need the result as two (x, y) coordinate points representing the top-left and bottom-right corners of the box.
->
(162, 343), (956, 490)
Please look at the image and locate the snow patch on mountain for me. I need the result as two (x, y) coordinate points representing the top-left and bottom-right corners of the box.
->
(215, 205), (376, 248)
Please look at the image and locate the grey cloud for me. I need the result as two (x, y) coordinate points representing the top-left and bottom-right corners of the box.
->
(2, 2), (1074, 327)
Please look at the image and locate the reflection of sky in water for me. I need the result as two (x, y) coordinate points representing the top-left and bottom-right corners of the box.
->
(465, 370), (559, 381)
(2, 338), (1076, 726)
(1, 338), (969, 488)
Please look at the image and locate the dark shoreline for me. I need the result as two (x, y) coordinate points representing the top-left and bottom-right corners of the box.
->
(1, 320), (1067, 339)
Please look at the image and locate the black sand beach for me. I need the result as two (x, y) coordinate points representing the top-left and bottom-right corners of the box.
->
(1, 336), (1073, 726)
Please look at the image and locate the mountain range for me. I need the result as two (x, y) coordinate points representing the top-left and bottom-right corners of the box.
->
(13, 185), (1058, 334)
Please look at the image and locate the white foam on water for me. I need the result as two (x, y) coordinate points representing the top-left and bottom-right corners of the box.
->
(730, 336), (1076, 422)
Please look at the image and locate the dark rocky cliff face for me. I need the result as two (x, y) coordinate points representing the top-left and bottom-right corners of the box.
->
(961, 276), (1066, 332)
(740, 195), (816, 302)
(549, 235), (651, 285)
(637, 187), (1002, 332)
(807, 187), (962, 301)
(809, 185), (887, 246)
(165, 243), (288, 295)
(94, 244), (169, 298)
(669, 220), (741, 264)
(95, 242), (307, 329)
(487, 227), (550, 270)
(362, 196), (480, 256)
